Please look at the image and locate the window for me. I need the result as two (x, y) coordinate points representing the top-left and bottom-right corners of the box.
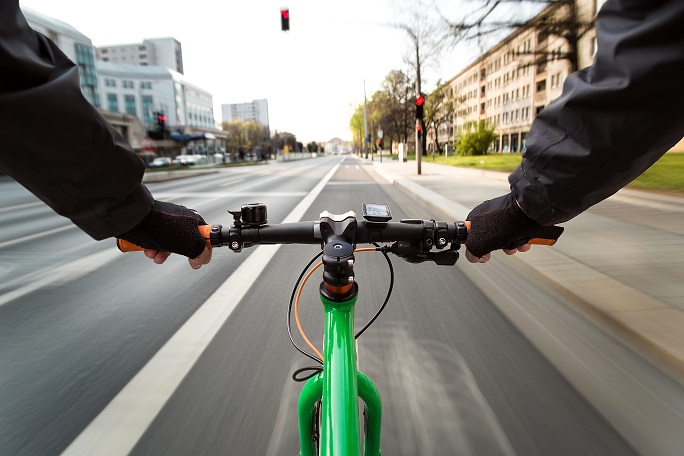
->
(536, 80), (547, 92)
(107, 93), (118, 112)
(122, 80), (134, 89)
(124, 94), (136, 115)
(142, 95), (154, 126)
(105, 78), (116, 87)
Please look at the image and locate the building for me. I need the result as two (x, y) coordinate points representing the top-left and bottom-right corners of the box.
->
(221, 99), (270, 127)
(22, 7), (101, 108)
(97, 38), (184, 75)
(436, 0), (601, 153)
(96, 62), (217, 133)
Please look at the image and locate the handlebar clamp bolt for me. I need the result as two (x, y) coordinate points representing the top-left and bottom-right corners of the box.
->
(437, 237), (447, 247)
(425, 238), (433, 247)
(231, 241), (240, 250)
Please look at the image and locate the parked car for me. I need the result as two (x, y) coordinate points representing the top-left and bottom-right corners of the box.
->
(149, 157), (173, 168)
(173, 155), (206, 166)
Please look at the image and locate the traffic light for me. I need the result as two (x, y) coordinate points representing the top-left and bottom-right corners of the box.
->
(415, 94), (425, 120)
(416, 124), (423, 138)
(280, 9), (290, 31)
(377, 139), (383, 149)
(156, 112), (167, 129)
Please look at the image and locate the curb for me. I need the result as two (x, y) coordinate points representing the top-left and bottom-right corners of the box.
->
(373, 163), (684, 378)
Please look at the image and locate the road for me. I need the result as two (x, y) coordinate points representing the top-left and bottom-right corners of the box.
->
(0, 156), (641, 455)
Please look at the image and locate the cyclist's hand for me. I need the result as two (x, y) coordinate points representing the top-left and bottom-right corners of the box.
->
(118, 201), (212, 269)
(465, 193), (538, 264)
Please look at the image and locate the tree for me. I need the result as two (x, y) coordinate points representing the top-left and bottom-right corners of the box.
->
(455, 120), (496, 156)
(442, 0), (596, 72)
(424, 79), (458, 156)
(393, 0), (446, 172)
(349, 106), (365, 153)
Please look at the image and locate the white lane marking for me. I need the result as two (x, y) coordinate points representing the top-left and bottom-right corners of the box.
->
(60, 162), (341, 456)
(0, 249), (119, 307)
(0, 225), (75, 250)
(0, 201), (44, 213)
(218, 177), (246, 187)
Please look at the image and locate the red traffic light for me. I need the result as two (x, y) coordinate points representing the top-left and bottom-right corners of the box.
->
(280, 8), (290, 31)
(416, 124), (423, 132)
(416, 95), (425, 106)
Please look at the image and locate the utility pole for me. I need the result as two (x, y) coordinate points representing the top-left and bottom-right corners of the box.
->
(363, 80), (368, 159)
(415, 43), (422, 175)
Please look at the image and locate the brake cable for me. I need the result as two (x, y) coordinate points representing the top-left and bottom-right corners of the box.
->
(289, 244), (395, 382)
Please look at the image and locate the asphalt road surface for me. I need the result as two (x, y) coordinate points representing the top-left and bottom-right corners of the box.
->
(0, 157), (644, 455)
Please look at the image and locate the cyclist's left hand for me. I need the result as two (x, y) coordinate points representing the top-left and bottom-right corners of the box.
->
(118, 200), (212, 269)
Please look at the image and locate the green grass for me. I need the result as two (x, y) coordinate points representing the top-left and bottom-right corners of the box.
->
(626, 154), (684, 194)
(373, 152), (684, 195)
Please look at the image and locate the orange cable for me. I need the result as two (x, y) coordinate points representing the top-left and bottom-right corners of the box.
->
(295, 248), (378, 362)
(296, 261), (324, 361)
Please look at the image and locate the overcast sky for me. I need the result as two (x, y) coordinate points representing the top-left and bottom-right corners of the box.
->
(20, 0), (481, 143)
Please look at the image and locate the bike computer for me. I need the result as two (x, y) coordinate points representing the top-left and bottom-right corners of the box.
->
(362, 203), (392, 223)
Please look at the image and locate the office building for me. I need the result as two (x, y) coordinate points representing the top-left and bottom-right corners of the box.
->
(97, 38), (184, 75)
(222, 99), (270, 127)
(22, 7), (101, 108)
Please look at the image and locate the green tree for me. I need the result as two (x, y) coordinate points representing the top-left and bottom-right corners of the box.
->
(455, 121), (496, 156)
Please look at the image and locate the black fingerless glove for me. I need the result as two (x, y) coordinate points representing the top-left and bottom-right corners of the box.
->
(465, 193), (540, 258)
(119, 200), (207, 259)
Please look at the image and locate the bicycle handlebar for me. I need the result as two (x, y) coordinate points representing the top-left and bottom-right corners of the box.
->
(116, 204), (563, 264)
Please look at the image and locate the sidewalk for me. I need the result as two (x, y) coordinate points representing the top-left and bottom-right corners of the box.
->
(364, 157), (684, 378)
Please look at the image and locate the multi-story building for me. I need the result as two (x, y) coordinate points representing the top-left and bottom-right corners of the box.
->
(22, 7), (101, 108)
(436, 0), (601, 153)
(221, 99), (270, 127)
(97, 38), (184, 75)
(96, 62), (216, 132)
(21, 5), (223, 151)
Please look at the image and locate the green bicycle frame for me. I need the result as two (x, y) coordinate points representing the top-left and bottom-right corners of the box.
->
(298, 291), (382, 456)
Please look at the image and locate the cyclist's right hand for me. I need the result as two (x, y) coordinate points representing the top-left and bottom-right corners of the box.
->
(465, 193), (545, 264)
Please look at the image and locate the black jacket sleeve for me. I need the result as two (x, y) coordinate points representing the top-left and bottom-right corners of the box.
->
(0, 0), (153, 240)
(510, 0), (684, 226)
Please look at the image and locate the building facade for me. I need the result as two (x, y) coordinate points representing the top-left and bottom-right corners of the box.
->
(97, 37), (184, 75)
(221, 99), (270, 127)
(436, 0), (602, 153)
(96, 62), (216, 132)
(22, 7), (101, 108)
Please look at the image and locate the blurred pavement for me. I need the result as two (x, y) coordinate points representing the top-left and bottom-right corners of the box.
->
(366, 156), (684, 379)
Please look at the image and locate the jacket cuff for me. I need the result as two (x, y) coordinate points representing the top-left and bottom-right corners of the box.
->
(509, 166), (571, 226)
(73, 184), (154, 240)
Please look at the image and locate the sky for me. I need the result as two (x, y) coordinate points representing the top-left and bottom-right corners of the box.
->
(20, 0), (482, 143)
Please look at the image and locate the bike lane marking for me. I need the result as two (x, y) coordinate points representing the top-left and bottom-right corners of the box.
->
(60, 159), (343, 456)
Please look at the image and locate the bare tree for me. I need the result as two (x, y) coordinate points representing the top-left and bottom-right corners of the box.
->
(393, 0), (446, 173)
(441, 0), (595, 72)
(424, 79), (458, 155)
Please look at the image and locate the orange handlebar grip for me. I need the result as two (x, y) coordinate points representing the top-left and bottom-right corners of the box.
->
(116, 224), (213, 253)
(528, 238), (557, 246)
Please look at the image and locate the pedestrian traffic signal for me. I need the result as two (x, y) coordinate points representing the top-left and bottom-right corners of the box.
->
(280, 9), (290, 31)
(415, 95), (425, 120)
